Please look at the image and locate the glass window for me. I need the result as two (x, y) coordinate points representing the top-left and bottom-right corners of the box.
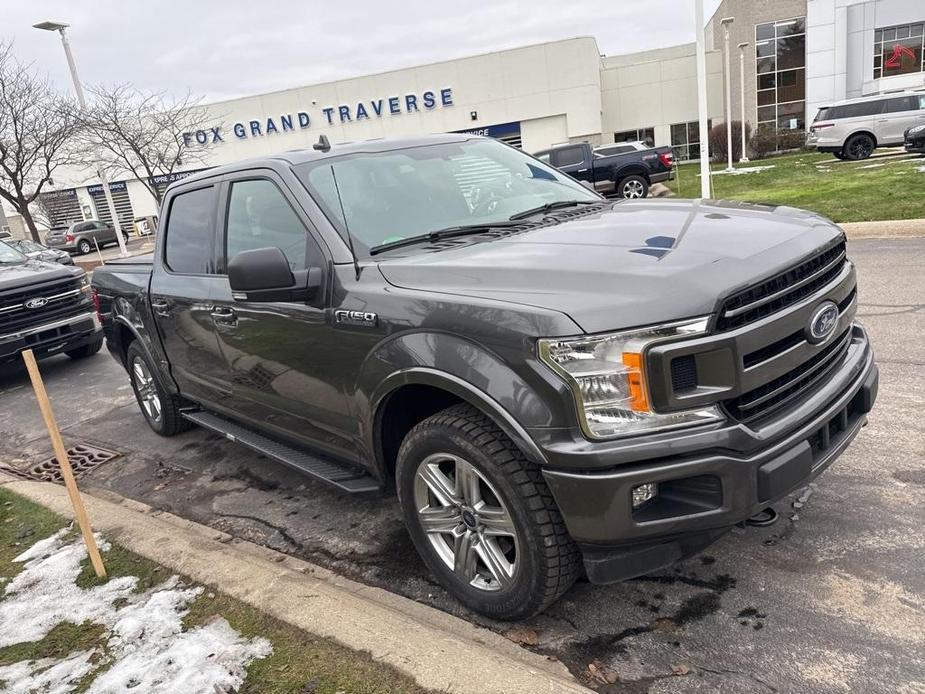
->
(758, 73), (776, 90)
(164, 186), (215, 274)
(226, 180), (308, 271)
(777, 68), (805, 103)
(536, 153), (551, 163)
(777, 34), (806, 70)
(884, 96), (918, 112)
(756, 23), (775, 41)
(0, 241), (27, 263)
(555, 147), (585, 167)
(776, 17), (806, 37)
(756, 40), (776, 59)
(670, 121), (710, 161)
(295, 139), (598, 256)
(874, 22), (925, 79)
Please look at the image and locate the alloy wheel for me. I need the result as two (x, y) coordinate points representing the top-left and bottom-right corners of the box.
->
(622, 179), (646, 198)
(131, 356), (162, 423)
(413, 452), (518, 592)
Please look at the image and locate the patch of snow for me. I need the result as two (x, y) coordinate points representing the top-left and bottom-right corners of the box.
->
(711, 165), (776, 176)
(917, 165), (925, 173)
(0, 533), (271, 693)
(856, 163), (885, 169)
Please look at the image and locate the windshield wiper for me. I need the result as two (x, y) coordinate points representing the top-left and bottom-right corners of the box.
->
(508, 199), (600, 221)
(368, 221), (523, 256)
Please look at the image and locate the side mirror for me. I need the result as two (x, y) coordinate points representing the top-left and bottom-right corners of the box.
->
(228, 247), (322, 302)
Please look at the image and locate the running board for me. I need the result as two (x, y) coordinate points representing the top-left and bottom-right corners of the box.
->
(181, 410), (380, 494)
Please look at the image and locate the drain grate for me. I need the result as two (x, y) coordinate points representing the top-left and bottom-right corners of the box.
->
(29, 444), (121, 483)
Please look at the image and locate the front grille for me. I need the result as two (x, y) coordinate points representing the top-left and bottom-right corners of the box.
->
(0, 277), (86, 335)
(725, 328), (853, 424)
(716, 240), (847, 331)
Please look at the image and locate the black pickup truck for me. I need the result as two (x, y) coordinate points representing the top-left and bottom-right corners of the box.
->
(0, 240), (102, 365)
(533, 141), (675, 199)
(93, 134), (877, 620)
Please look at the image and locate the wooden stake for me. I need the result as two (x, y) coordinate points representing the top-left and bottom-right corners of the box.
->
(22, 349), (107, 579)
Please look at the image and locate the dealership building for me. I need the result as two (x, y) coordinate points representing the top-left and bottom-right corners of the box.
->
(4, 0), (923, 237)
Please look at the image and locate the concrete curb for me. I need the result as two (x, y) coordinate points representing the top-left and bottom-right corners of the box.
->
(0, 475), (590, 694)
(841, 218), (925, 239)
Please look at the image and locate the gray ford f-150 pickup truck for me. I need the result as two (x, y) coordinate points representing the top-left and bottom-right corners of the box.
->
(92, 134), (878, 620)
(0, 239), (101, 365)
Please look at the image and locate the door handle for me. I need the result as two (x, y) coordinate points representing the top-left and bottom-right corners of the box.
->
(577, 168), (590, 173)
(876, 119), (889, 122)
(151, 299), (170, 316)
(210, 307), (237, 325)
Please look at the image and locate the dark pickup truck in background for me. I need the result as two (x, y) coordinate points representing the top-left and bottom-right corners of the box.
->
(0, 239), (101, 365)
(533, 141), (674, 199)
(93, 134), (877, 621)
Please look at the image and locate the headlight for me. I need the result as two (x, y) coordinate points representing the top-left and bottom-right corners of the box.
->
(538, 317), (724, 439)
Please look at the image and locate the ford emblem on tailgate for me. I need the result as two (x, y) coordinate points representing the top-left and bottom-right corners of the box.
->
(807, 301), (839, 343)
(24, 297), (48, 309)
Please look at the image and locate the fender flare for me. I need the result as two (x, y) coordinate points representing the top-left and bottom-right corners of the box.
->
(612, 165), (650, 183)
(371, 367), (548, 467)
(111, 312), (180, 394)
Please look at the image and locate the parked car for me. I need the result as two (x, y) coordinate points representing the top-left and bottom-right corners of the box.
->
(905, 123), (925, 154)
(0, 239), (102, 364)
(46, 220), (129, 255)
(5, 238), (74, 265)
(532, 141), (674, 198)
(807, 90), (925, 160)
(93, 134), (877, 620)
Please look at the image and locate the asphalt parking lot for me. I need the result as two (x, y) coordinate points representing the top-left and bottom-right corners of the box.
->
(1, 237), (923, 693)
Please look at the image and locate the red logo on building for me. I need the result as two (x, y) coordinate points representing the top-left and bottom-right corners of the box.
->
(884, 44), (916, 69)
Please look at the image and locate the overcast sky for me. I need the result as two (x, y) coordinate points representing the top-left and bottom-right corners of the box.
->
(4, 0), (723, 102)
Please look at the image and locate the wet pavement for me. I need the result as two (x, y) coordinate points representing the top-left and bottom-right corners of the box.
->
(1, 237), (923, 693)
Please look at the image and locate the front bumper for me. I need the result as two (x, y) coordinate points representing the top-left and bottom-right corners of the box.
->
(0, 311), (102, 363)
(905, 134), (925, 153)
(540, 325), (877, 583)
(650, 170), (674, 184)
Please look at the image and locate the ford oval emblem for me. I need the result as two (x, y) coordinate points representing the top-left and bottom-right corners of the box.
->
(807, 301), (839, 343)
(24, 297), (48, 310)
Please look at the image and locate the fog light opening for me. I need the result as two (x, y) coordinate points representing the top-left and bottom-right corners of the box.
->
(632, 482), (658, 509)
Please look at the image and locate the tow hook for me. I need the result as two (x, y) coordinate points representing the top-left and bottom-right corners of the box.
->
(745, 507), (779, 527)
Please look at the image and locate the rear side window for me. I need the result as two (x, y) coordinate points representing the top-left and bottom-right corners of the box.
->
(884, 96), (918, 113)
(555, 147), (585, 167)
(164, 186), (215, 274)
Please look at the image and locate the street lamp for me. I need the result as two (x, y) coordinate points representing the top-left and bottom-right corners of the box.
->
(33, 20), (128, 257)
(720, 17), (735, 172)
(738, 41), (750, 163)
(694, 0), (712, 199)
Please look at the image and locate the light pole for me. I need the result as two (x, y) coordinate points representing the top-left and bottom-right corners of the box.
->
(738, 41), (750, 163)
(33, 20), (128, 257)
(694, 0), (712, 199)
(720, 17), (735, 172)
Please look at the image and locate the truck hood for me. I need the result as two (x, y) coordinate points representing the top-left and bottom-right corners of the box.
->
(0, 258), (82, 292)
(377, 199), (845, 334)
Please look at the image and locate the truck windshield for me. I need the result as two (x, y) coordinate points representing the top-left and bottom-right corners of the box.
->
(294, 138), (600, 256)
(0, 241), (27, 264)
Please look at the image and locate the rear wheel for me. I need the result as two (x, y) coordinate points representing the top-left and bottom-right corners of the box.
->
(397, 404), (581, 620)
(126, 341), (191, 436)
(843, 133), (875, 160)
(77, 239), (92, 255)
(617, 174), (649, 199)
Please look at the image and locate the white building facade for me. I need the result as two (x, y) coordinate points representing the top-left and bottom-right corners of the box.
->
(3, 0), (920, 238)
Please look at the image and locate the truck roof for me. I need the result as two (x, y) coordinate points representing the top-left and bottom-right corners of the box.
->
(171, 133), (476, 191)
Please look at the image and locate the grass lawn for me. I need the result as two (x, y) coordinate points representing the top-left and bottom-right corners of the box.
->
(0, 487), (431, 694)
(665, 150), (925, 223)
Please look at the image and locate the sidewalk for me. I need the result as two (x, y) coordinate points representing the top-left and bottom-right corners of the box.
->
(0, 475), (589, 694)
(840, 218), (925, 239)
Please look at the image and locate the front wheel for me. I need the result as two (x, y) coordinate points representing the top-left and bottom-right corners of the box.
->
(843, 133), (875, 160)
(397, 404), (581, 620)
(617, 174), (649, 199)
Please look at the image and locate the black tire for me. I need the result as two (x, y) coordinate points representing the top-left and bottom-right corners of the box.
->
(396, 404), (581, 620)
(833, 151), (845, 160)
(617, 174), (649, 199)
(65, 338), (103, 360)
(843, 133), (875, 161)
(126, 340), (191, 436)
(77, 239), (92, 255)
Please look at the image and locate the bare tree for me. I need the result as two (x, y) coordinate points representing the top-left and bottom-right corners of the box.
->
(0, 43), (79, 242)
(80, 84), (213, 207)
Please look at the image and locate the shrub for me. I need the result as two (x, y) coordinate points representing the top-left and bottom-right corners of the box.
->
(748, 125), (809, 159)
(708, 121), (752, 163)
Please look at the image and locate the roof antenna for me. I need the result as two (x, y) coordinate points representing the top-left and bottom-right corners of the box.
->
(330, 165), (360, 281)
(313, 134), (331, 153)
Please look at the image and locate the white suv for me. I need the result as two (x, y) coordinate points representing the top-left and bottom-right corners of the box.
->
(808, 90), (925, 160)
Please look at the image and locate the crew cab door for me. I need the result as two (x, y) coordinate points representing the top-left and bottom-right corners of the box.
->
(209, 170), (355, 459)
(149, 183), (230, 407)
(876, 95), (925, 145)
(551, 145), (592, 184)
